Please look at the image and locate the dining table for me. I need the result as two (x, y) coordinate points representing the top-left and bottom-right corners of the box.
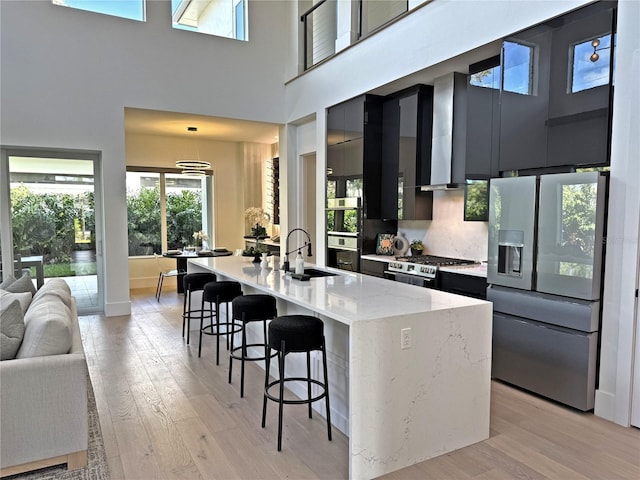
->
(163, 249), (232, 293)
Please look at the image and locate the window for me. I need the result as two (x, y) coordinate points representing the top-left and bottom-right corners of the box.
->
(126, 171), (207, 256)
(172, 0), (249, 41)
(470, 65), (502, 90)
(503, 41), (534, 95)
(234, 0), (246, 41)
(53, 0), (145, 21)
(571, 34), (612, 93)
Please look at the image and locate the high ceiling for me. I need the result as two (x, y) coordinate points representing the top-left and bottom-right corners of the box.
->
(124, 107), (281, 144)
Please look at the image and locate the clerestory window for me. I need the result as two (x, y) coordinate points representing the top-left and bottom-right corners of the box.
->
(52, 0), (145, 22)
(172, 0), (248, 41)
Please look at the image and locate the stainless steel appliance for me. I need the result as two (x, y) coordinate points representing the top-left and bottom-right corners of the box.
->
(326, 197), (362, 271)
(487, 171), (608, 411)
(384, 255), (477, 287)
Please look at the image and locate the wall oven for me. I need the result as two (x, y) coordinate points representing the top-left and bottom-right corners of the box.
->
(327, 233), (359, 271)
(326, 197), (362, 271)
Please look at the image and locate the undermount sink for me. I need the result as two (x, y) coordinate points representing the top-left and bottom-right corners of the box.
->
(303, 268), (337, 278)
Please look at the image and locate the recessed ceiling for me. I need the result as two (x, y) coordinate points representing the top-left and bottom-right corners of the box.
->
(124, 107), (281, 144)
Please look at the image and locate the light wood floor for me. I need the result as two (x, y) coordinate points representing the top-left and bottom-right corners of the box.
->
(80, 288), (640, 480)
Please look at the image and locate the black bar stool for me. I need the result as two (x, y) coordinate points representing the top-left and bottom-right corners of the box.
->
(229, 294), (278, 398)
(261, 315), (332, 451)
(199, 281), (243, 363)
(182, 272), (216, 344)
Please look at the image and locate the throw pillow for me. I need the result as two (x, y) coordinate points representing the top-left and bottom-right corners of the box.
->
(5, 272), (36, 296)
(31, 278), (72, 310)
(0, 274), (16, 290)
(1, 299), (26, 360)
(16, 300), (72, 358)
(0, 290), (33, 314)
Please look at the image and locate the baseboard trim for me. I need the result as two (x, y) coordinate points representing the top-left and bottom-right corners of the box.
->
(594, 388), (616, 421)
(0, 450), (87, 477)
(104, 300), (131, 317)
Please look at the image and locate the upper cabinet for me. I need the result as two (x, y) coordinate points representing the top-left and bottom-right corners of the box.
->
(466, 56), (501, 179)
(381, 85), (434, 220)
(499, 2), (615, 172)
(499, 25), (553, 172)
(326, 95), (384, 219)
(546, 5), (614, 167)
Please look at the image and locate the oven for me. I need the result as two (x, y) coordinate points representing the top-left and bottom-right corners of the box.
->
(383, 255), (478, 290)
(382, 269), (437, 288)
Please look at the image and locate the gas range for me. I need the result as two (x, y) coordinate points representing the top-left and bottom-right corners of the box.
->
(388, 255), (477, 279)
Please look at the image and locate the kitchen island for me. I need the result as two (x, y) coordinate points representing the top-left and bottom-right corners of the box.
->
(188, 255), (492, 480)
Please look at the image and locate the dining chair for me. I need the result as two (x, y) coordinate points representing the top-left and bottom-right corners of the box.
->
(154, 253), (185, 301)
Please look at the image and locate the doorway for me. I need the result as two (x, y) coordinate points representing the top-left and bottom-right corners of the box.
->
(0, 148), (104, 314)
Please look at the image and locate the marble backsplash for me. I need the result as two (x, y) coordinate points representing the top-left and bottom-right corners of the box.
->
(399, 190), (488, 262)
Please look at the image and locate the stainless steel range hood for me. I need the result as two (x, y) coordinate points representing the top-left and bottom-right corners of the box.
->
(420, 72), (466, 191)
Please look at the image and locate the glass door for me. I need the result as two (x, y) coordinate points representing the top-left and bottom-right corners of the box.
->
(1, 150), (103, 314)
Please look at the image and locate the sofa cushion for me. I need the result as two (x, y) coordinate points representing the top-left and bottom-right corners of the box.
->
(16, 300), (72, 358)
(31, 278), (72, 310)
(4, 272), (36, 296)
(0, 274), (16, 290)
(1, 299), (25, 360)
(0, 290), (33, 314)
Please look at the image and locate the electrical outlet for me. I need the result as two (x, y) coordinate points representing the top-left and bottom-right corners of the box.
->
(401, 328), (412, 349)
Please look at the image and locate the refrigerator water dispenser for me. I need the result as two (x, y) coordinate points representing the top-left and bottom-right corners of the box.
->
(497, 230), (524, 277)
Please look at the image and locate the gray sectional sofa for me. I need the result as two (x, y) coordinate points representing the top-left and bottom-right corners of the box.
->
(0, 276), (88, 477)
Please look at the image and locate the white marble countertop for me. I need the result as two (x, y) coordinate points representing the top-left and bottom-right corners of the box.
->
(189, 256), (487, 326)
(360, 253), (395, 262)
(439, 263), (488, 278)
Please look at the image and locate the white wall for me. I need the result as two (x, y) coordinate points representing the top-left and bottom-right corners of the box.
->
(0, 0), (288, 315)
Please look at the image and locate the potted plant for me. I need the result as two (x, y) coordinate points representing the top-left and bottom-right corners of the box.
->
(410, 239), (424, 256)
(244, 207), (270, 238)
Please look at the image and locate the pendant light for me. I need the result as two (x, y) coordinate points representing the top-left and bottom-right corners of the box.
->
(176, 126), (210, 176)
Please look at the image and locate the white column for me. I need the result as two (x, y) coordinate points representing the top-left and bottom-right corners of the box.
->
(596, 0), (640, 427)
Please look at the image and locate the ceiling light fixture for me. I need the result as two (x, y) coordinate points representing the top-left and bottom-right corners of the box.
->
(176, 126), (210, 176)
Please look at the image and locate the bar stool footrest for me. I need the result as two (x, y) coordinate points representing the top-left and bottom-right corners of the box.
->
(201, 321), (243, 337)
(264, 377), (327, 405)
(230, 343), (278, 362)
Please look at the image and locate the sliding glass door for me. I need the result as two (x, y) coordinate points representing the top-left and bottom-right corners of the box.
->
(0, 148), (103, 314)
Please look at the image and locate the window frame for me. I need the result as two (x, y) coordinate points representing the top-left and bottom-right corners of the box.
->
(126, 167), (212, 258)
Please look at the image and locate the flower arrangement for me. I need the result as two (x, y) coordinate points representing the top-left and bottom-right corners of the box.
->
(244, 207), (270, 237)
(193, 230), (209, 247)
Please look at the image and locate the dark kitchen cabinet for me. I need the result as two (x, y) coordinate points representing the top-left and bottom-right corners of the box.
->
(360, 258), (389, 278)
(499, 2), (614, 173)
(439, 271), (487, 299)
(381, 85), (434, 220)
(327, 95), (390, 222)
(465, 57), (501, 179)
(546, 4), (614, 168)
(499, 25), (553, 172)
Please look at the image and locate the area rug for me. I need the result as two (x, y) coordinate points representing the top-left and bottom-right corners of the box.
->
(6, 377), (110, 480)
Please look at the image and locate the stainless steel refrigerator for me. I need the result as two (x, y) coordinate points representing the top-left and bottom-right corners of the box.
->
(487, 171), (608, 410)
